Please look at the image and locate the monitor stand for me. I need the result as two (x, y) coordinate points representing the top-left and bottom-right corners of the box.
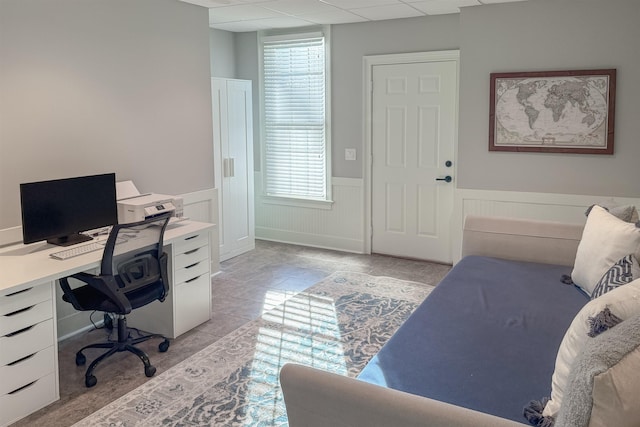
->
(47, 233), (93, 247)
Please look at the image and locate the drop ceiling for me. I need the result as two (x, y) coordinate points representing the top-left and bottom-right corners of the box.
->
(180, 0), (529, 32)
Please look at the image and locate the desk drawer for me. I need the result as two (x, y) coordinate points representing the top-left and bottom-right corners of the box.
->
(0, 319), (55, 365)
(0, 284), (51, 316)
(0, 372), (57, 427)
(175, 273), (211, 336)
(173, 232), (208, 254)
(175, 259), (209, 285)
(0, 300), (53, 336)
(174, 245), (209, 270)
(0, 346), (55, 395)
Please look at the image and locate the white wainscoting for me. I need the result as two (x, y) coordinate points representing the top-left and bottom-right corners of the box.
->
(0, 226), (22, 247)
(255, 174), (366, 253)
(452, 189), (640, 263)
(252, 177), (640, 266)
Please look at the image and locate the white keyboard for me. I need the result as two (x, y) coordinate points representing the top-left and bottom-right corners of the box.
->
(50, 242), (104, 260)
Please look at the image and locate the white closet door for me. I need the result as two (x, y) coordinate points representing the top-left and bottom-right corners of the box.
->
(225, 80), (254, 259)
(212, 78), (255, 262)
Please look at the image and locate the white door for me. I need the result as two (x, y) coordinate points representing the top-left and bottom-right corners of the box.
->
(212, 78), (255, 261)
(371, 60), (457, 263)
(225, 80), (254, 259)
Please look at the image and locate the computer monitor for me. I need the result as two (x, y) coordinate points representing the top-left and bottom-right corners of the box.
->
(20, 173), (118, 246)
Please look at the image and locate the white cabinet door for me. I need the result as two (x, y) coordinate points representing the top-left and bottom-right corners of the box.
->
(212, 78), (255, 261)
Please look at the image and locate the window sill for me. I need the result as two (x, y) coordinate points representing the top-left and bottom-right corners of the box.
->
(260, 195), (334, 210)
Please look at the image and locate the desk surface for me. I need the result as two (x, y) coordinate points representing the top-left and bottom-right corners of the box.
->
(0, 220), (214, 293)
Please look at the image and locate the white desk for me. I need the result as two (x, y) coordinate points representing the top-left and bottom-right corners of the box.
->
(0, 220), (214, 426)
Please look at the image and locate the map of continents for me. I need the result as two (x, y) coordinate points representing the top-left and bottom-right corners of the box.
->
(495, 75), (609, 147)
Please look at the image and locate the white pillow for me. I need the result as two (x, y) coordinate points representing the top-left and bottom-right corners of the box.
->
(571, 205), (640, 296)
(543, 278), (640, 418)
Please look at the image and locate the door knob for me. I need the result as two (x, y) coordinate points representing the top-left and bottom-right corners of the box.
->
(435, 176), (452, 183)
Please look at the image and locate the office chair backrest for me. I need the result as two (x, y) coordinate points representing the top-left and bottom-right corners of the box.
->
(101, 214), (171, 299)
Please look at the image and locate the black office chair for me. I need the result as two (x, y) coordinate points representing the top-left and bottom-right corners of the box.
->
(59, 214), (172, 388)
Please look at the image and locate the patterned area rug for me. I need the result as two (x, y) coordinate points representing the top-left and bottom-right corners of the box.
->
(73, 271), (434, 426)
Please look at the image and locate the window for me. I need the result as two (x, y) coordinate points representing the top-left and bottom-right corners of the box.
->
(260, 30), (331, 204)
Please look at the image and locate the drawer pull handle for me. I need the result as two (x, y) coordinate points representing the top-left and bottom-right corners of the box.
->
(5, 305), (35, 317)
(184, 248), (200, 255)
(185, 235), (199, 241)
(185, 262), (200, 269)
(5, 287), (33, 297)
(6, 324), (35, 337)
(8, 380), (38, 395)
(8, 352), (37, 366)
(185, 275), (202, 283)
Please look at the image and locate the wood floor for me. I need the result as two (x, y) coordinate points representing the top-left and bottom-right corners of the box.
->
(12, 240), (451, 427)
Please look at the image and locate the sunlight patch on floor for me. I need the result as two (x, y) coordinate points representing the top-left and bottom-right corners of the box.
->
(241, 290), (347, 425)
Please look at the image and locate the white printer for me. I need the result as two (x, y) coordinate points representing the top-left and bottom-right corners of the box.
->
(117, 193), (184, 224)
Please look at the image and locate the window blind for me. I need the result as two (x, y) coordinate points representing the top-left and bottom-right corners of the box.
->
(262, 35), (327, 200)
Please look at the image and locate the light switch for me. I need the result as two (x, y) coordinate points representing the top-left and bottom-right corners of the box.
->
(345, 148), (357, 161)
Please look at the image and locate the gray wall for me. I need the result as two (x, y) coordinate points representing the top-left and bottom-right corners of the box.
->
(0, 0), (214, 229)
(457, 0), (640, 197)
(210, 28), (236, 78)
(331, 15), (460, 178)
(235, 0), (639, 200)
(234, 16), (461, 178)
(234, 32), (261, 171)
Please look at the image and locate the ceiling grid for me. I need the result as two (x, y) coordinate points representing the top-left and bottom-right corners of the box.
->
(181, 0), (529, 32)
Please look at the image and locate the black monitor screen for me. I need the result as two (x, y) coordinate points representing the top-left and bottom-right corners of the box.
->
(20, 173), (118, 246)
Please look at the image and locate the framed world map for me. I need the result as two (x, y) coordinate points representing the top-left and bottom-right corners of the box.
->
(489, 69), (616, 154)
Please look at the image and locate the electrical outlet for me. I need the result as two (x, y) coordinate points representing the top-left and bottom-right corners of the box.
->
(345, 148), (357, 161)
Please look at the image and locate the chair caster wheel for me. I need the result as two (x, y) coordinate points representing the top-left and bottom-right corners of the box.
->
(159, 340), (170, 352)
(145, 365), (157, 377)
(76, 353), (86, 366)
(85, 375), (97, 388)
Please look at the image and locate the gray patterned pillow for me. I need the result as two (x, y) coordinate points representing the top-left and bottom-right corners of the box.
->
(591, 254), (639, 300)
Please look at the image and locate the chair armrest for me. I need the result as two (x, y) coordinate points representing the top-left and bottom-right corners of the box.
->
(60, 272), (132, 314)
(58, 275), (85, 311)
(158, 252), (169, 302)
(280, 364), (527, 427)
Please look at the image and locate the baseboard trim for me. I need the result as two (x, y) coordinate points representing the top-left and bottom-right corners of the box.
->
(256, 227), (364, 254)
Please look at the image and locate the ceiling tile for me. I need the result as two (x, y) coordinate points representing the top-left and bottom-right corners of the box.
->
(182, 0), (533, 31)
(208, 4), (282, 23)
(252, 15), (317, 27)
(350, 4), (424, 20)
(320, 0), (400, 9)
(261, 0), (343, 16)
(301, 9), (370, 24)
(408, 0), (480, 14)
(409, 3), (459, 14)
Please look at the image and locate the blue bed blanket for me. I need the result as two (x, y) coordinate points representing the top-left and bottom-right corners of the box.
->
(357, 255), (589, 423)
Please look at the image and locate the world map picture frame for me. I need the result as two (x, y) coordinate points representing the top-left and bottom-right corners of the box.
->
(489, 69), (616, 154)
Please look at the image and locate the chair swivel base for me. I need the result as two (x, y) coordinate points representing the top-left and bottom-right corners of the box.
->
(75, 316), (170, 388)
